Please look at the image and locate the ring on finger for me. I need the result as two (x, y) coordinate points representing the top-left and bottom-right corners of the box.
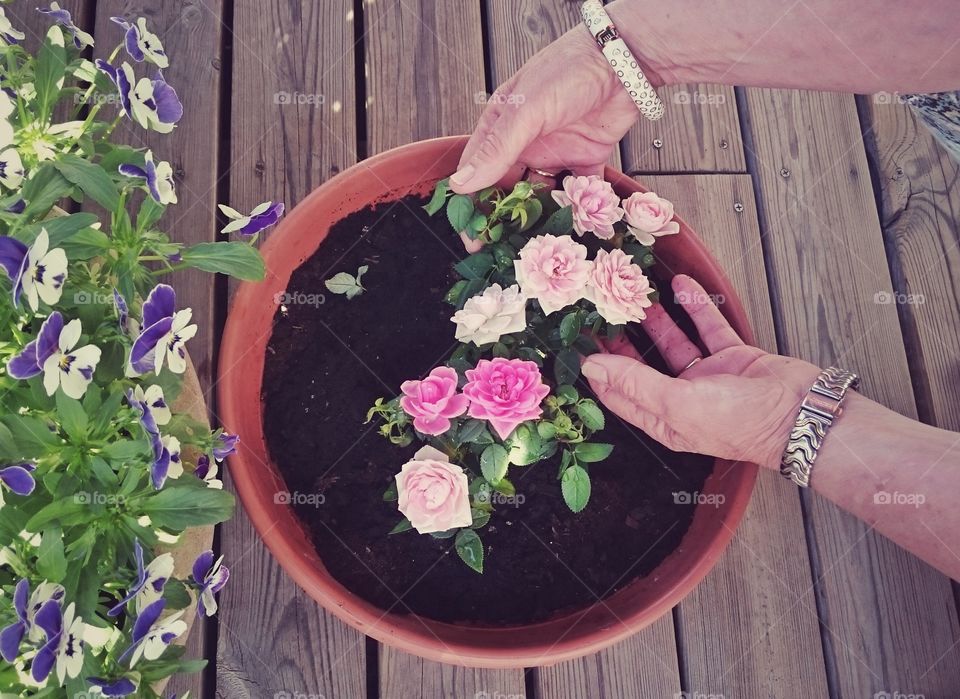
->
(527, 166), (559, 179)
(681, 357), (702, 373)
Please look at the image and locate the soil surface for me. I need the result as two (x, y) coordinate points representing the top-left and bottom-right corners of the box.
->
(262, 193), (713, 625)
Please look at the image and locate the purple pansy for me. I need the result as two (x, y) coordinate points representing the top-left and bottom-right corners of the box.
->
(0, 578), (30, 662)
(0, 8), (25, 44)
(108, 540), (175, 615)
(5, 198), (25, 213)
(6, 311), (63, 380)
(0, 147), (23, 189)
(95, 59), (134, 117)
(119, 149), (176, 205)
(218, 201), (284, 237)
(128, 284), (197, 376)
(195, 453), (223, 489)
(0, 462), (36, 506)
(126, 387), (170, 489)
(119, 599), (186, 667)
(110, 16), (168, 68)
(212, 433), (238, 462)
(31, 599), (84, 685)
(0, 229), (68, 311)
(130, 70), (182, 133)
(190, 550), (230, 617)
(87, 677), (138, 697)
(37, 3), (94, 49)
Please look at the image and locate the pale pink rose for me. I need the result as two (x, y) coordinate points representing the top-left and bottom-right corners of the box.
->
(622, 191), (680, 246)
(450, 283), (527, 346)
(551, 175), (624, 239)
(395, 445), (472, 534)
(399, 366), (470, 435)
(514, 234), (592, 315)
(462, 358), (550, 440)
(586, 248), (654, 325)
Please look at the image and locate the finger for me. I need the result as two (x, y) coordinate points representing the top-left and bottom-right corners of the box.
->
(672, 274), (744, 354)
(640, 304), (702, 375)
(458, 231), (484, 254)
(581, 353), (676, 429)
(524, 168), (558, 189)
(451, 108), (539, 194)
(571, 162), (606, 178)
(598, 333), (645, 362)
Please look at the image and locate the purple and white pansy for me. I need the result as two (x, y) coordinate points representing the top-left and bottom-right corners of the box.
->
(0, 146), (24, 189)
(120, 599), (186, 667)
(0, 578), (31, 662)
(119, 149), (177, 204)
(108, 540), (175, 616)
(37, 3), (94, 49)
(87, 676), (138, 697)
(96, 61), (182, 133)
(128, 283), (197, 376)
(212, 432), (238, 462)
(133, 384), (171, 425)
(190, 550), (230, 617)
(0, 462), (35, 507)
(31, 599), (85, 685)
(0, 228), (68, 311)
(218, 201), (285, 237)
(7, 311), (64, 380)
(0, 8), (25, 45)
(194, 454), (223, 489)
(110, 16), (168, 68)
(7, 311), (101, 399)
(126, 386), (172, 489)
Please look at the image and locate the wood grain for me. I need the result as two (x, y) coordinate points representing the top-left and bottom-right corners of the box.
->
(642, 174), (830, 698)
(217, 1), (365, 698)
(380, 649), (527, 699)
(741, 87), (960, 696)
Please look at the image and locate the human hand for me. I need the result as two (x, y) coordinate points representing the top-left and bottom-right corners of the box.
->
(581, 275), (821, 470)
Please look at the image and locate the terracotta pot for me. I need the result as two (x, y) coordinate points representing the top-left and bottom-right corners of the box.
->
(218, 136), (758, 668)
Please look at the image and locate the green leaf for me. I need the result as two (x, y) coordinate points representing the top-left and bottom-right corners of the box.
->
(447, 194), (475, 231)
(139, 487), (236, 528)
(56, 227), (111, 259)
(36, 528), (68, 581)
(163, 579), (192, 610)
(457, 419), (487, 444)
(30, 212), (99, 245)
(519, 198), (543, 232)
(540, 205), (573, 234)
(574, 442), (614, 463)
(389, 518), (412, 534)
(559, 312), (582, 346)
(561, 464), (591, 513)
(21, 164), (73, 218)
(537, 421), (557, 440)
(455, 528), (484, 573)
(454, 251), (494, 280)
(180, 242), (265, 280)
(554, 347), (581, 386)
(506, 423), (542, 466)
(56, 392), (88, 441)
(556, 384), (579, 404)
(492, 476), (516, 497)
(25, 500), (89, 532)
(444, 280), (469, 305)
(469, 508), (491, 529)
(3, 415), (60, 457)
(138, 196), (167, 230)
(576, 400), (605, 431)
(488, 222), (504, 242)
(480, 444), (509, 485)
(382, 482), (398, 502)
(103, 439), (151, 462)
(35, 26), (67, 121)
(54, 154), (121, 211)
(324, 270), (365, 299)
(423, 178), (450, 215)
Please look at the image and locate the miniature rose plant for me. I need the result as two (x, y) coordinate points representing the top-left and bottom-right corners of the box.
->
(0, 10), (278, 697)
(365, 173), (679, 573)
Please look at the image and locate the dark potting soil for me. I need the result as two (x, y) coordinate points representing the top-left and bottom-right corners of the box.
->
(261, 193), (714, 625)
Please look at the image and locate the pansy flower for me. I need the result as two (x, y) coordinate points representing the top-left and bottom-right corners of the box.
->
(130, 70), (182, 133)
(218, 201), (284, 237)
(190, 550), (230, 617)
(163, 435), (183, 479)
(38, 317), (101, 399)
(0, 462), (35, 508)
(31, 600), (85, 685)
(0, 229), (68, 311)
(87, 677), (138, 697)
(0, 147), (23, 189)
(194, 454), (223, 489)
(134, 384), (171, 425)
(128, 283), (197, 376)
(7, 312), (63, 380)
(37, 3), (94, 49)
(0, 578), (31, 661)
(0, 8), (25, 45)
(126, 387), (171, 489)
(108, 540), (175, 616)
(120, 599), (186, 667)
(212, 432), (238, 462)
(95, 59), (134, 117)
(119, 149), (177, 204)
(110, 16), (168, 68)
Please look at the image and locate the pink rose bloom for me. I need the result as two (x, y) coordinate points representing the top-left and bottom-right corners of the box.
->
(462, 358), (550, 440)
(395, 446), (472, 534)
(514, 234), (592, 315)
(399, 366), (469, 435)
(551, 175), (624, 239)
(587, 248), (654, 325)
(622, 190), (680, 246)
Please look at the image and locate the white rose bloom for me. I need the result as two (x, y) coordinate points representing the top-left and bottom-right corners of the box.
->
(450, 283), (527, 346)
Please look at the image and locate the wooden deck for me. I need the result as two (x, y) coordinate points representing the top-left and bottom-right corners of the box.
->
(12, 1), (960, 697)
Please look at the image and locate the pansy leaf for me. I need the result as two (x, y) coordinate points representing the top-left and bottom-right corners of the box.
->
(540, 205), (573, 235)
(577, 400), (605, 431)
(480, 444), (509, 485)
(423, 178), (449, 215)
(561, 464), (591, 513)
(138, 487), (236, 528)
(180, 242), (265, 280)
(162, 579), (192, 610)
(54, 154), (121, 211)
(455, 528), (484, 573)
(35, 26), (68, 122)
(21, 164), (73, 219)
(56, 392), (88, 441)
(36, 528), (67, 582)
(446, 194), (475, 231)
(574, 442), (614, 463)
(56, 227), (111, 259)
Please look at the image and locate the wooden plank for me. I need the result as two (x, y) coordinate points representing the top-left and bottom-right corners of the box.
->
(859, 96), (960, 431)
(217, 1), (365, 698)
(8, 0), (90, 52)
(642, 174), (830, 698)
(485, 0), (621, 171)
(741, 87), (960, 696)
(364, 0), (529, 691)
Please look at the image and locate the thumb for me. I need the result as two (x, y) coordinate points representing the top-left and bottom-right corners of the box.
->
(450, 111), (536, 194)
(581, 354), (676, 429)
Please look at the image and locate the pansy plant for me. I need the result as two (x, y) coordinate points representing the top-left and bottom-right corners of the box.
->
(0, 10), (278, 697)
(366, 177), (678, 572)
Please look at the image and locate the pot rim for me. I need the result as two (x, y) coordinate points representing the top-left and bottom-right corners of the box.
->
(218, 135), (759, 668)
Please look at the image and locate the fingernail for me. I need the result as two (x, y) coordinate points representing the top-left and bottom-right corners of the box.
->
(450, 163), (475, 187)
(581, 361), (608, 384)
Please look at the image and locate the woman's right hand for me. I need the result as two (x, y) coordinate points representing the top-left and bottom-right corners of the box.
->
(582, 275), (822, 470)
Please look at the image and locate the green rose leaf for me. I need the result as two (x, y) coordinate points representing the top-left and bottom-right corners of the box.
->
(561, 464), (591, 513)
(180, 241), (266, 280)
(455, 528), (484, 573)
(423, 178), (449, 215)
(576, 400), (605, 431)
(506, 423), (542, 466)
(389, 518), (412, 534)
(540, 205), (573, 235)
(447, 194), (475, 231)
(454, 251), (494, 280)
(554, 347), (581, 386)
(556, 384), (579, 404)
(480, 443), (509, 484)
(574, 442), (614, 463)
(559, 311), (582, 346)
(470, 508), (491, 529)
(519, 197), (543, 232)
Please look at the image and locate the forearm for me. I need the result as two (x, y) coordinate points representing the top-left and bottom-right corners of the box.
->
(801, 392), (960, 579)
(607, 0), (959, 94)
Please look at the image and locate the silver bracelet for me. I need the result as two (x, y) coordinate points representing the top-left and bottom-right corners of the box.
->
(780, 367), (860, 487)
(580, 0), (665, 121)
